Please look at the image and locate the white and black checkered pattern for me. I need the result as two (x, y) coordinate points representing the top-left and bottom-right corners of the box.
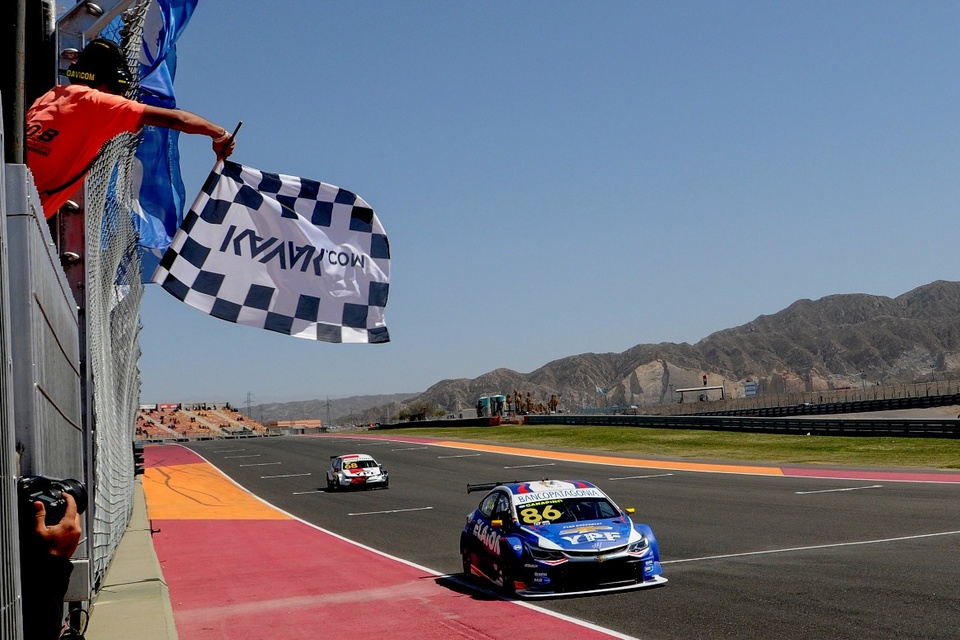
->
(153, 161), (390, 343)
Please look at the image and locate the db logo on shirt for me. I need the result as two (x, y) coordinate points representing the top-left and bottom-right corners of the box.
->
(26, 124), (59, 144)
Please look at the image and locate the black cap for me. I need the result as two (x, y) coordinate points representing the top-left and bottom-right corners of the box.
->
(65, 38), (132, 94)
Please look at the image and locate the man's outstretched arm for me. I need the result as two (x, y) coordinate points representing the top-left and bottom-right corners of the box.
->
(140, 105), (236, 159)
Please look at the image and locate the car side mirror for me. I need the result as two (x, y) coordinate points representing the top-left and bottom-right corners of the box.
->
(491, 519), (503, 528)
(624, 507), (635, 514)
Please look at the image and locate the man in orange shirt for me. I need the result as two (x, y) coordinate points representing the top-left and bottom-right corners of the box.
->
(26, 38), (235, 218)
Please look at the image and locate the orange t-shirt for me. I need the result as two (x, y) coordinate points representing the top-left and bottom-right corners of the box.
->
(26, 84), (146, 217)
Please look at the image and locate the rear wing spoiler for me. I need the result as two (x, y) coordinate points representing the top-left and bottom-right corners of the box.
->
(466, 481), (521, 494)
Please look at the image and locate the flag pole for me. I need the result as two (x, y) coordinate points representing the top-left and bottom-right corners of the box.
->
(226, 121), (243, 146)
(212, 121), (242, 171)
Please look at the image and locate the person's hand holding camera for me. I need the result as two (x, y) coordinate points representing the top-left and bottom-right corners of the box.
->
(31, 494), (81, 559)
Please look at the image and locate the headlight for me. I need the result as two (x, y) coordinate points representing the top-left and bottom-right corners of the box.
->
(527, 545), (565, 562)
(627, 537), (650, 554)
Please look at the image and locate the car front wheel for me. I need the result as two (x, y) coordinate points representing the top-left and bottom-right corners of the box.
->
(461, 543), (473, 577)
(498, 544), (517, 595)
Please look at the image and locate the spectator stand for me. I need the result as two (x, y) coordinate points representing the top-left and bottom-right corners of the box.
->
(205, 407), (267, 436)
(176, 408), (231, 438)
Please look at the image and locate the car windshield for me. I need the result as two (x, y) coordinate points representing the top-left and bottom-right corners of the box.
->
(343, 459), (379, 469)
(515, 497), (620, 526)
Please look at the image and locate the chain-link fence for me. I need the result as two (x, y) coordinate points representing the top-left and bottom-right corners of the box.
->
(78, 0), (150, 589)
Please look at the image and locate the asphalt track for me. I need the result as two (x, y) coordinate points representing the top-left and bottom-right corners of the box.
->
(145, 434), (960, 640)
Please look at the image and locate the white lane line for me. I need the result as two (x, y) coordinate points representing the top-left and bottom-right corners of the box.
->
(262, 473), (312, 479)
(349, 506), (434, 517)
(239, 462), (282, 467)
(663, 530), (960, 565)
(292, 489), (325, 495)
(438, 454), (481, 459)
(609, 473), (674, 481)
(504, 463), (556, 469)
(391, 446), (429, 451)
(796, 484), (883, 495)
(213, 449), (244, 453)
(224, 454), (260, 459)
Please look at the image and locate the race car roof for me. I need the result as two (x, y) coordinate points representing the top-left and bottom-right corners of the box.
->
(336, 453), (378, 462)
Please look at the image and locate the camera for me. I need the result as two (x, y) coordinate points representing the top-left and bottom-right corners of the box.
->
(18, 476), (88, 526)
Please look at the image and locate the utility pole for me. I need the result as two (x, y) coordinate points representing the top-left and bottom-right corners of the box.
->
(325, 396), (331, 428)
(245, 392), (254, 418)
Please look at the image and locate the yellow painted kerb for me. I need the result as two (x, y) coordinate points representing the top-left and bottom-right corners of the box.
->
(143, 462), (289, 520)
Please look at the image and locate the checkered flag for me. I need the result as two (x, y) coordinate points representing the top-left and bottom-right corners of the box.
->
(153, 161), (390, 343)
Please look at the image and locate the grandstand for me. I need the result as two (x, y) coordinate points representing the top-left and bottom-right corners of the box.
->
(135, 404), (305, 441)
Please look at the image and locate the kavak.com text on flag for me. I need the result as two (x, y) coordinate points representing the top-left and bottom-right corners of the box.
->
(153, 160), (390, 344)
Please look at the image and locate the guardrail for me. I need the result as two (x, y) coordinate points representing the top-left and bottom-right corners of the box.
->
(522, 391), (960, 437)
(696, 392), (960, 418)
(373, 416), (502, 430)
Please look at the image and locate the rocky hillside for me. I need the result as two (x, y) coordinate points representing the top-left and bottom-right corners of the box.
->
(265, 280), (960, 424)
(387, 280), (960, 418)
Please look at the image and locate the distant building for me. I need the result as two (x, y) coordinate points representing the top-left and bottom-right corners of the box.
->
(266, 419), (323, 429)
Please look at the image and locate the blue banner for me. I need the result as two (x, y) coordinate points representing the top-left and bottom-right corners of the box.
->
(131, 0), (198, 281)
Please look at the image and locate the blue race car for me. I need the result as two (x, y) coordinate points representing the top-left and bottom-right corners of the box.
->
(460, 479), (666, 597)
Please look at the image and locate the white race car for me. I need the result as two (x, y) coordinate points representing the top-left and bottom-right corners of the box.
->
(326, 453), (389, 491)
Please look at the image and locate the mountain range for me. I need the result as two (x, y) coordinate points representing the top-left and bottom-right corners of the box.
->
(252, 280), (960, 425)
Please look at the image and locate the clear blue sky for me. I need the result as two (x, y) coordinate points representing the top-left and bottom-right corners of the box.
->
(138, 1), (960, 405)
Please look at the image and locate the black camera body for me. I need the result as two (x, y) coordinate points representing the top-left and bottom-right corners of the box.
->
(18, 476), (88, 526)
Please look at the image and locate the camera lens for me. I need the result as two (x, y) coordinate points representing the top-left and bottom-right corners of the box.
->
(54, 479), (88, 515)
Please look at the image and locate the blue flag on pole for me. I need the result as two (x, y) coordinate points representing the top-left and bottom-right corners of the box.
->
(131, 0), (198, 281)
